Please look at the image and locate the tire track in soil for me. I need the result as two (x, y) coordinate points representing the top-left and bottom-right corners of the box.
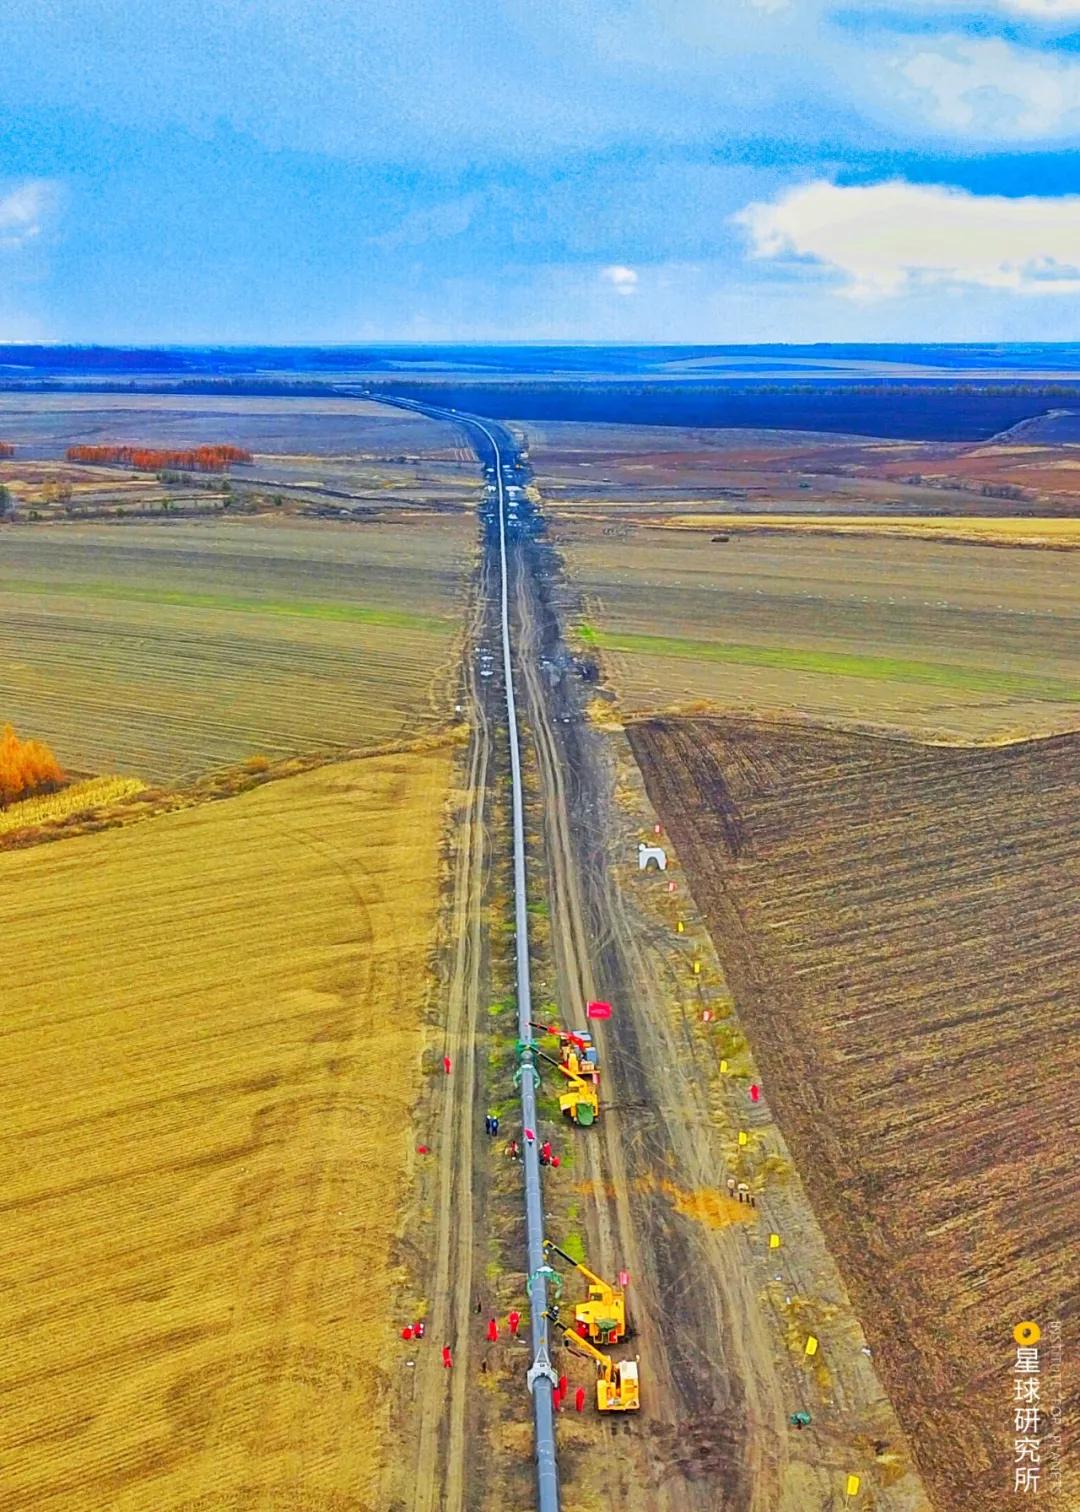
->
(405, 553), (493, 1512)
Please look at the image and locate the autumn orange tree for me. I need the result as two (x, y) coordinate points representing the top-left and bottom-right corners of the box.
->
(65, 444), (252, 472)
(0, 725), (65, 808)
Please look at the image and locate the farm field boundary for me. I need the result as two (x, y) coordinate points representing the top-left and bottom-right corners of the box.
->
(628, 714), (1079, 1512)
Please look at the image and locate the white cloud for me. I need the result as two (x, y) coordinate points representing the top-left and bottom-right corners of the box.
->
(734, 179), (1080, 299)
(934, 0), (1080, 14)
(895, 37), (1080, 139)
(601, 263), (640, 294)
(1009, 0), (1080, 11)
(0, 180), (61, 249)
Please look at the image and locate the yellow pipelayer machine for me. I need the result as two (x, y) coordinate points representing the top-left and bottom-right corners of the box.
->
(543, 1239), (628, 1345)
(559, 1326), (641, 1413)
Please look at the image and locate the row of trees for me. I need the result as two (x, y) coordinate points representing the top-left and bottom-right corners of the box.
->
(0, 725), (64, 808)
(65, 444), (253, 472)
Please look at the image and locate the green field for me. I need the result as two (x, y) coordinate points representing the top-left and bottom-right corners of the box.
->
(0, 517), (475, 781)
(561, 522), (1080, 741)
(578, 624), (1080, 704)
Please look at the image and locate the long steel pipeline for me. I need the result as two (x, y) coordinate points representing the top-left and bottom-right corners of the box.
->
(347, 393), (561, 1510)
(472, 415), (561, 1512)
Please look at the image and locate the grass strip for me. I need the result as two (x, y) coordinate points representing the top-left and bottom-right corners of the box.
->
(577, 623), (1080, 702)
(0, 577), (447, 633)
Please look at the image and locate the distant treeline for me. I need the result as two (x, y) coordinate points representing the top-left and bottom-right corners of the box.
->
(1, 371), (1077, 442)
(367, 381), (1080, 442)
(0, 379), (340, 398)
(66, 444), (253, 471)
(3, 341), (1080, 378)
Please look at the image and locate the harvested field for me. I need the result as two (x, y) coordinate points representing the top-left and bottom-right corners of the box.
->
(654, 514), (1080, 549)
(0, 517), (474, 781)
(628, 716), (1079, 1512)
(0, 391), (457, 458)
(0, 745), (451, 1511)
(557, 523), (1080, 741)
(523, 420), (1080, 515)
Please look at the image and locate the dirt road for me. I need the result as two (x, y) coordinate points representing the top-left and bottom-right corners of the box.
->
(381, 549), (506, 1512)
(512, 526), (932, 1512)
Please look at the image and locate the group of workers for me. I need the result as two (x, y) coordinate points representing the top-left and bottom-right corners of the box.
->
(501, 1126), (560, 1167)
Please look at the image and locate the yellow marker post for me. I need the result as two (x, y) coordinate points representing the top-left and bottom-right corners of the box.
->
(845, 1474), (861, 1498)
(769, 1233), (781, 1250)
(693, 959), (701, 976)
(804, 1335), (819, 1358)
(720, 1059), (728, 1073)
(738, 1129), (748, 1147)
(676, 920), (684, 934)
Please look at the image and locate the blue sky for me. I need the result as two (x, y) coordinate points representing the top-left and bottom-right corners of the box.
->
(2, 0), (1079, 342)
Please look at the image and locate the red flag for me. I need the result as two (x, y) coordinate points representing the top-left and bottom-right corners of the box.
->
(575, 1386), (586, 1412)
(487, 1318), (498, 1342)
(586, 1000), (612, 1020)
(749, 1083), (761, 1103)
(442, 1346), (452, 1369)
(443, 1055), (452, 1075)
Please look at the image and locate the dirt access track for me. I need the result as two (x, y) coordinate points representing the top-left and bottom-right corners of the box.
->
(628, 717), (1079, 1512)
(504, 528), (932, 1511)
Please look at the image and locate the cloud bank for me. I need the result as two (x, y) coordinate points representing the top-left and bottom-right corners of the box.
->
(735, 179), (1080, 298)
(896, 37), (1080, 140)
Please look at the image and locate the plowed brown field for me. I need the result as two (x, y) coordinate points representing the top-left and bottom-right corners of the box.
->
(0, 746), (451, 1511)
(628, 716), (1078, 1512)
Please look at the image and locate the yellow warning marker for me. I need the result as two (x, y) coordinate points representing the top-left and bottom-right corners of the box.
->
(769, 1233), (781, 1250)
(693, 959), (701, 975)
(804, 1335), (819, 1358)
(720, 1059), (729, 1073)
(845, 1474), (861, 1498)
(738, 1130), (748, 1147)
(676, 920), (685, 934)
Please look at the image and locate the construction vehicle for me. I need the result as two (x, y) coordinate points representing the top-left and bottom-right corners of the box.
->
(557, 1325), (640, 1412)
(529, 1021), (600, 1081)
(543, 1239), (627, 1344)
(536, 1049), (599, 1126)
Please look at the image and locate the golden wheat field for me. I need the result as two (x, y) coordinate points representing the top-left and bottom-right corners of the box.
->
(0, 746), (451, 1511)
(0, 516), (474, 782)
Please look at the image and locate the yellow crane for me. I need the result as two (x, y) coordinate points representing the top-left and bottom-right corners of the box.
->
(543, 1239), (628, 1344)
(536, 1049), (599, 1126)
(558, 1325), (640, 1413)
